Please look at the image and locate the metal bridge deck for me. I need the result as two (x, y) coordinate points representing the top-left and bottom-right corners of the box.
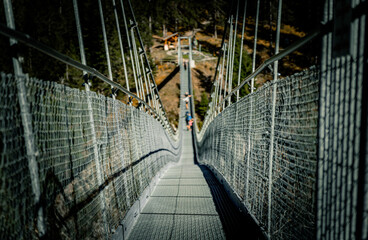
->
(126, 65), (263, 240)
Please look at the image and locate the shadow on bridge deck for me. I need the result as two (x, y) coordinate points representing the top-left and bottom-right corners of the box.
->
(126, 128), (264, 239)
(198, 164), (264, 240)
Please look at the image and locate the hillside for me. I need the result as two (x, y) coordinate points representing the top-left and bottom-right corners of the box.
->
(153, 18), (320, 130)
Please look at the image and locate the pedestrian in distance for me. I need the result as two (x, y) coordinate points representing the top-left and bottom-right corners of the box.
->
(185, 113), (193, 131)
(188, 118), (193, 131)
(182, 92), (191, 109)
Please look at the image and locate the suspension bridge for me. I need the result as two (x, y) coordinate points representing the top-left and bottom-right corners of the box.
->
(0, 0), (367, 239)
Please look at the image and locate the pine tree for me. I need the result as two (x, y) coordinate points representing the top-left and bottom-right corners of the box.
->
(197, 92), (209, 120)
(232, 40), (252, 98)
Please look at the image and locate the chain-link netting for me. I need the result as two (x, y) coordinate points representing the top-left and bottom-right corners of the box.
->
(315, 1), (368, 239)
(0, 73), (34, 239)
(317, 0), (367, 238)
(0, 73), (181, 240)
(197, 66), (319, 239)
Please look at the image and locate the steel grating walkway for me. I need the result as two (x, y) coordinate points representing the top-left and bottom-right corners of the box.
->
(126, 65), (264, 240)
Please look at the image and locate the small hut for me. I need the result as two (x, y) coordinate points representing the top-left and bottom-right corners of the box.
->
(163, 33), (178, 51)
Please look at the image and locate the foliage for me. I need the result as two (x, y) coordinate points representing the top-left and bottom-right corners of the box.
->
(0, 0), (229, 101)
(197, 92), (209, 120)
(231, 39), (253, 98)
(142, 0), (227, 34)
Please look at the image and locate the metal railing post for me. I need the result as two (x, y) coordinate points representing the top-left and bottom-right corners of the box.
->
(3, 0), (46, 236)
(246, 0), (260, 207)
(76, 0), (109, 236)
(267, 0), (282, 237)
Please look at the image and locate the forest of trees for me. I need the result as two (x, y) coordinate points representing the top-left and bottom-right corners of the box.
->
(0, 0), (322, 99)
(0, 0), (229, 97)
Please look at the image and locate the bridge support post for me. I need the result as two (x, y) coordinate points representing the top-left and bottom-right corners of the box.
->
(3, 0), (46, 237)
(73, 1), (109, 236)
(246, 0), (260, 205)
(267, 0), (282, 238)
(246, 0), (260, 218)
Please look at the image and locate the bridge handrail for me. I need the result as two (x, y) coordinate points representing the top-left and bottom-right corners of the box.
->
(201, 20), (332, 137)
(218, 27), (320, 106)
(0, 23), (175, 136)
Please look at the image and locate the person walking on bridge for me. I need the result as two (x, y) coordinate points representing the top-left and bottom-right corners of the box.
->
(182, 92), (191, 109)
(185, 113), (193, 131)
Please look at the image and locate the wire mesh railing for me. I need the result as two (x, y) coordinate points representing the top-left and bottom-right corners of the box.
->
(194, 0), (367, 239)
(196, 66), (319, 239)
(317, 1), (367, 239)
(0, 0), (183, 238)
(0, 72), (181, 239)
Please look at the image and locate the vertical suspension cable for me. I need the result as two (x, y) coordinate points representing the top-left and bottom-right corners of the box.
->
(273, 0), (282, 81)
(148, 75), (158, 113)
(138, 48), (149, 106)
(73, 0), (87, 76)
(141, 57), (152, 108)
(268, 1), (282, 237)
(112, 0), (130, 92)
(228, 0), (239, 106)
(237, 0), (248, 101)
(131, 28), (145, 103)
(120, 0), (140, 100)
(124, 0), (158, 112)
(223, 16), (233, 109)
(206, 0), (234, 118)
(246, 0), (260, 206)
(218, 43), (227, 112)
(134, 49), (145, 104)
(225, 16), (233, 108)
(3, 0), (46, 236)
(96, 2), (114, 235)
(71, 2), (89, 234)
(98, 0), (114, 97)
(251, 0), (260, 92)
(126, 0), (169, 127)
(214, 64), (222, 112)
(210, 0), (234, 102)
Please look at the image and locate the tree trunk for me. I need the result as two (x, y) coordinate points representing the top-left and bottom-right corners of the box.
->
(149, 16), (152, 32)
(65, 63), (69, 83)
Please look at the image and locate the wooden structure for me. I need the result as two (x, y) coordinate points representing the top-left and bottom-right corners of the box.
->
(163, 33), (178, 51)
